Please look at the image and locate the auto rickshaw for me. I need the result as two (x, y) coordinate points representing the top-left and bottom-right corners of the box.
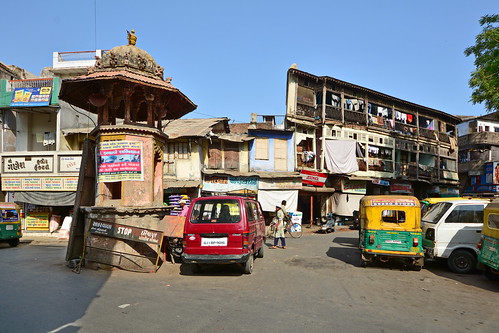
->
(478, 199), (499, 280)
(420, 196), (482, 216)
(0, 202), (22, 247)
(359, 195), (424, 270)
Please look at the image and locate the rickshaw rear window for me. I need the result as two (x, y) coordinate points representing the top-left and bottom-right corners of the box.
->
(190, 199), (241, 224)
(1, 209), (19, 222)
(488, 213), (499, 230)
(381, 210), (406, 223)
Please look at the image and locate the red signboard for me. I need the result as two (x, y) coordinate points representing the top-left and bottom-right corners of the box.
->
(300, 170), (327, 187)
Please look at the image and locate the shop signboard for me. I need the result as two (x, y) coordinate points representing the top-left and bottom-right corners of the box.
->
(202, 175), (258, 192)
(300, 170), (327, 187)
(1, 177), (78, 191)
(2, 156), (53, 173)
(342, 179), (366, 194)
(26, 212), (50, 230)
(10, 87), (52, 107)
(59, 156), (81, 172)
(97, 140), (143, 182)
(390, 182), (412, 194)
(372, 179), (390, 186)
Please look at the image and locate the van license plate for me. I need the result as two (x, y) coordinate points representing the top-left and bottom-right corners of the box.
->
(6, 225), (13, 230)
(201, 237), (227, 246)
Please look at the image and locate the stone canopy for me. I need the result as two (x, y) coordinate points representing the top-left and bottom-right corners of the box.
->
(59, 34), (197, 127)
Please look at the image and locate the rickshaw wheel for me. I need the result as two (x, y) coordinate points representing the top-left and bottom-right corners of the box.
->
(413, 265), (423, 271)
(484, 266), (499, 281)
(8, 238), (20, 247)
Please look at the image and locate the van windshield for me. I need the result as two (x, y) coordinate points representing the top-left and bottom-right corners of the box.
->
(190, 199), (241, 223)
(422, 202), (452, 223)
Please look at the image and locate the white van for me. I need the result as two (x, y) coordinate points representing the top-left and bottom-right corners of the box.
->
(421, 199), (490, 274)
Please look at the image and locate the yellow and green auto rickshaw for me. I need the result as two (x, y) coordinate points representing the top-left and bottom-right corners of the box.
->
(0, 202), (22, 247)
(478, 199), (499, 280)
(359, 195), (424, 270)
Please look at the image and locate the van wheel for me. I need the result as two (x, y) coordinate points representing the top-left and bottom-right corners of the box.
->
(447, 250), (476, 274)
(8, 239), (20, 247)
(484, 266), (499, 281)
(256, 245), (264, 258)
(243, 253), (254, 274)
(190, 264), (201, 274)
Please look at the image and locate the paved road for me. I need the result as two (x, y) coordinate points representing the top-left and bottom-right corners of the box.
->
(1, 230), (497, 333)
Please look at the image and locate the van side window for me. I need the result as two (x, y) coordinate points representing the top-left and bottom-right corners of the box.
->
(381, 210), (406, 223)
(445, 205), (484, 223)
(246, 202), (255, 222)
(488, 213), (499, 230)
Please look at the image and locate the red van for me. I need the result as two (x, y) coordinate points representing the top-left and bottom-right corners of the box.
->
(181, 196), (266, 274)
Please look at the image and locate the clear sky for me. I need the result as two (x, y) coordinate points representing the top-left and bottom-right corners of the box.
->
(1, 1), (497, 123)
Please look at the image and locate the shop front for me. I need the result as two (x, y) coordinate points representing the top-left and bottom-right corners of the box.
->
(1, 153), (80, 232)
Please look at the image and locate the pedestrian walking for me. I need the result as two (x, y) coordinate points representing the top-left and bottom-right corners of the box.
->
(271, 205), (286, 249)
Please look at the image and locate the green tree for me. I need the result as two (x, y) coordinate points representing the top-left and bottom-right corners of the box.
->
(464, 14), (499, 113)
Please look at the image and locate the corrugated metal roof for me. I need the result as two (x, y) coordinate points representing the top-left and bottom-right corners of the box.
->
(162, 118), (228, 138)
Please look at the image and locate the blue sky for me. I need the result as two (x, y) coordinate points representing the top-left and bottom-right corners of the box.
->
(1, 1), (497, 123)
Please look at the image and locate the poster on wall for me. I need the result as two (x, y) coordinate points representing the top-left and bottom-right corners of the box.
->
(97, 140), (143, 182)
(10, 87), (52, 107)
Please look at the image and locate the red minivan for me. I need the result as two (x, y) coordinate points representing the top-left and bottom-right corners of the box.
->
(182, 196), (266, 274)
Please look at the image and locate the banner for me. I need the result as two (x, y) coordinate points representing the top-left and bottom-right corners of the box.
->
(202, 175), (258, 192)
(300, 170), (327, 186)
(10, 87), (52, 107)
(97, 141), (143, 182)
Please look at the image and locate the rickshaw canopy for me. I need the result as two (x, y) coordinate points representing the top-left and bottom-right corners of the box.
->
(483, 199), (499, 239)
(360, 195), (421, 231)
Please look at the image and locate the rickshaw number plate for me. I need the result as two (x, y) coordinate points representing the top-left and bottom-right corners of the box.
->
(201, 237), (227, 246)
(385, 240), (402, 244)
(5, 225), (13, 230)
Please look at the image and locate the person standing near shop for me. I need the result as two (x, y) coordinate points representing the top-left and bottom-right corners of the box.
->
(179, 200), (190, 217)
(271, 205), (286, 249)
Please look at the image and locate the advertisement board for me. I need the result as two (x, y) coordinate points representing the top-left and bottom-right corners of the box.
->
(300, 170), (327, 187)
(10, 87), (52, 107)
(97, 140), (143, 182)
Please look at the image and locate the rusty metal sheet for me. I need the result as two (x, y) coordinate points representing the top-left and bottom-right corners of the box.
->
(161, 215), (185, 238)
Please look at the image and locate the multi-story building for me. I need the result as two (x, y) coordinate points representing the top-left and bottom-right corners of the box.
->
(285, 66), (461, 223)
(0, 52), (100, 231)
(162, 117), (230, 203)
(457, 112), (499, 196)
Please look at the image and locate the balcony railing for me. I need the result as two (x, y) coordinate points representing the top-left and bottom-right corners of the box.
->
(6, 78), (53, 91)
(368, 158), (393, 172)
(324, 106), (342, 121)
(295, 104), (316, 118)
(344, 109), (367, 125)
(395, 162), (418, 178)
(52, 50), (107, 69)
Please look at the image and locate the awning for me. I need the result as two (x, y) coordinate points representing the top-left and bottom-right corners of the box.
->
(14, 191), (76, 206)
(62, 127), (94, 136)
(300, 186), (335, 193)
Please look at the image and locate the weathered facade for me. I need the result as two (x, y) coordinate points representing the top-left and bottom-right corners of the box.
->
(0, 54), (97, 227)
(457, 112), (499, 196)
(286, 66), (461, 223)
